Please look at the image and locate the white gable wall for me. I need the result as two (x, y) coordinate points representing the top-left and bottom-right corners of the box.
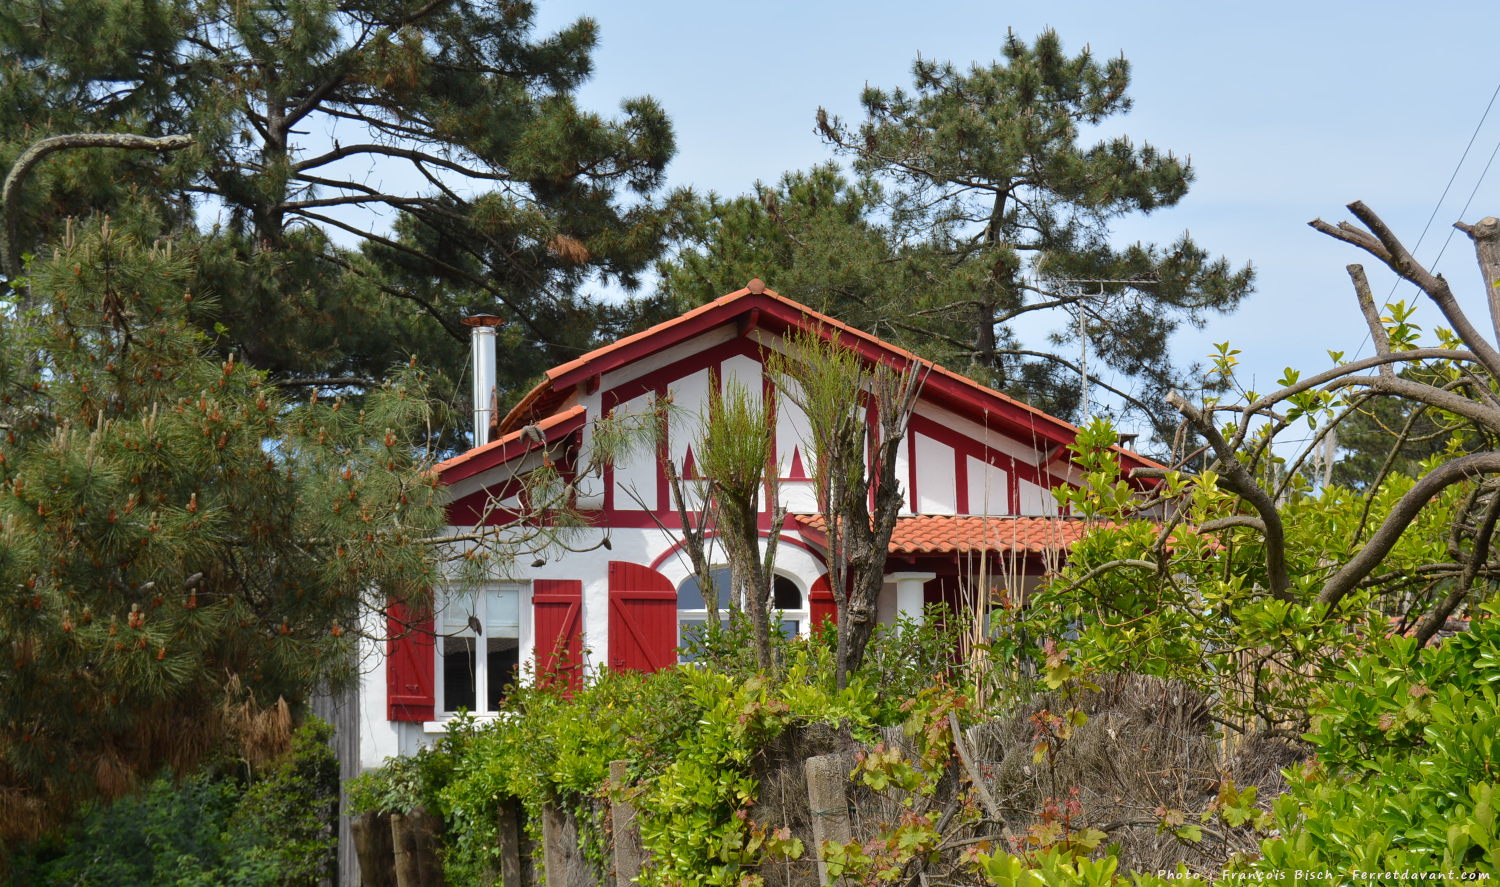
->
(966, 456), (1010, 517)
(913, 432), (957, 515)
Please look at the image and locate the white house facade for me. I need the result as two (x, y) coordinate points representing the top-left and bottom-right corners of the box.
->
(353, 281), (1161, 768)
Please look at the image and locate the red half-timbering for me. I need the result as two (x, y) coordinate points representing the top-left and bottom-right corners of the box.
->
(397, 282), (1168, 729)
(607, 561), (678, 673)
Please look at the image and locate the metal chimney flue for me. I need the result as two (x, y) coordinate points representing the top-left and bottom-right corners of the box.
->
(462, 314), (504, 447)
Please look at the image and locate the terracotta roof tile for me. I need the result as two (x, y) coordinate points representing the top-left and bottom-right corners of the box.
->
(793, 514), (1103, 554)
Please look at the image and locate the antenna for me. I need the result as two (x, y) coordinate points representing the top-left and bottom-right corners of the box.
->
(1048, 277), (1159, 422)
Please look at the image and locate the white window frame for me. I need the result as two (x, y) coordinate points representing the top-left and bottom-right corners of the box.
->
(433, 582), (531, 718)
(676, 567), (810, 661)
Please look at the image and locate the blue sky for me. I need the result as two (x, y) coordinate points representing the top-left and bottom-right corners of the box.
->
(524, 0), (1500, 437)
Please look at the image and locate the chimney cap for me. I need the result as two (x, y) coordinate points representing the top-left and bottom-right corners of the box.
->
(462, 314), (505, 328)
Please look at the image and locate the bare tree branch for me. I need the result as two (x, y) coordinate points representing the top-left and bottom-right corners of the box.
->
(2, 132), (193, 280)
(1319, 452), (1500, 608)
(1166, 390), (1291, 600)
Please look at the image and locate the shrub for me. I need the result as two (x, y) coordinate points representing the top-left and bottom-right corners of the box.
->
(6, 718), (337, 887)
(1246, 600), (1500, 877)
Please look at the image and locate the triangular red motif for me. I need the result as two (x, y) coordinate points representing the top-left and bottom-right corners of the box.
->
(787, 446), (807, 480)
(681, 445), (698, 480)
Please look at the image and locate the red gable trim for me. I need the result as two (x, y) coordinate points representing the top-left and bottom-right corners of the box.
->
(436, 404), (586, 486)
(496, 285), (1165, 476)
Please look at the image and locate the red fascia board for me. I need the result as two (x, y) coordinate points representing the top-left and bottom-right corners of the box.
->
(546, 287), (759, 392)
(436, 405), (586, 486)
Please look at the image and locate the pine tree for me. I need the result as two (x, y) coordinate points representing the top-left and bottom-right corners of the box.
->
(0, 217), (445, 843)
(820, 31), (1253, 431)
(665, 32), (1253, 436)
(0, 0), (682, 407)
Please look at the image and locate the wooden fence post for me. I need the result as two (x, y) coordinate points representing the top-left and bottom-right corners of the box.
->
(496, 797), (524, 887)
(390, 808), (443, 887)
(804, 754), (852, 886)
(609, 760), (645, 887)
(541, 803), (580, 887)
(351, 811), (397, 887)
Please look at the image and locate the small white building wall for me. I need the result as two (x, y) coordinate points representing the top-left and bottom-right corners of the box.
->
(1018, 478), (1056, 515)
(719, 353), (764, 406)
(356, 519), (844, 769)
(611, 391), (658, 511)
(575, 387), (605, 509)
(599, 325), (736, 393)
(912, 401), (1057, 468)
(667, 368), (712, 468)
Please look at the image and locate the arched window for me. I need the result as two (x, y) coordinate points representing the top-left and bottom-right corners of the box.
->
(677, 568), (810, 661)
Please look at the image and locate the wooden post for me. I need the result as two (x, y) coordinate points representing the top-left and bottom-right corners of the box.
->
(390, 812), (421, 887)
(803, 754), (852, 887)
(609, 760), (644, 887)
(351, 811), (397, 887)
(541, 803), (579, 887)
(391, 808), (443, 887)
(497, 797), (524, 887)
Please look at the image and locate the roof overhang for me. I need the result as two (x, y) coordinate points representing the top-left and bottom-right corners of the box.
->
(435, 404), (586, 486)
(496, 283), (1165, 477)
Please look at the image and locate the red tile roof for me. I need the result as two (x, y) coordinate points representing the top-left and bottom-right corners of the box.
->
(793, 514), (1104, 555)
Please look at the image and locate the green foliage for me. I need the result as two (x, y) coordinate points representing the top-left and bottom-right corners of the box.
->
(1247, 601), (1500, 877)
(430, 668), (708, 886)
(0, 220), (444, 839)
(6, 718), (338, 887)
(658, 164), (903, 329)
(1029, 416), (1467, 731)
(353, 640), (890, 887)
(634, 665), (875, 887)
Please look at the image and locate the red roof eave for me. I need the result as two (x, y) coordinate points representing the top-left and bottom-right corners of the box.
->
(436, 404), (586, 486)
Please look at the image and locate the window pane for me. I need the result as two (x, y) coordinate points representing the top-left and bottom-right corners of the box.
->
(486, 588), (519, 637)
(773, 576), (802, 609)
(442, 636), (476, 712)
(440, 591), (479, 634)
(678, 619), (707, 663)
(486, 637), (519, 710)
(779, 619), (800, 639)
(678, 568), (733, 609)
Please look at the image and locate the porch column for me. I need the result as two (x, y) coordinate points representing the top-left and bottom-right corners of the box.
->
(887, 572), (936, 624)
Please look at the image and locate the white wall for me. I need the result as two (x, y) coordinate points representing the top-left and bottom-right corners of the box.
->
(913, 432), (956, 515)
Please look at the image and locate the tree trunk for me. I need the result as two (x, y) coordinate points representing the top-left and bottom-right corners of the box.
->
(1459, 217), (1500, 342)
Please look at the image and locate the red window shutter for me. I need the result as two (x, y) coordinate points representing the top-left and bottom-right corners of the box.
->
(809, 573), (838, 634)
(533, 579), (583, 694)
(607, 561), (677, 673)
(387, 598), (435, 722)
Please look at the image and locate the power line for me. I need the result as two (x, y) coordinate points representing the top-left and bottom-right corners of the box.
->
(1351, 75), (1500, 363)
(1432, 130), (1500, 268)
(1406, 77), (1500, 273)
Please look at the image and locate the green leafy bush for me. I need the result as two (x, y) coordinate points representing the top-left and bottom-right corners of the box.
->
(6, 718), (337, 887)
(1247, 601), (1500, 876)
